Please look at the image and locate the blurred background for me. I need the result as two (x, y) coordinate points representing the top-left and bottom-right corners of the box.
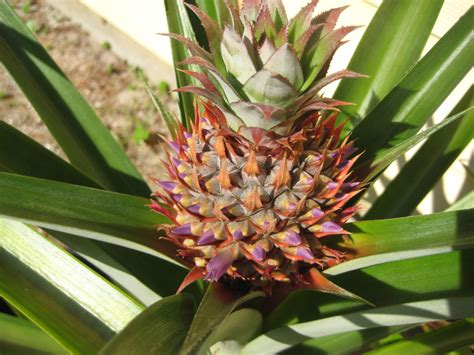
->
(1, 0), (472, 215)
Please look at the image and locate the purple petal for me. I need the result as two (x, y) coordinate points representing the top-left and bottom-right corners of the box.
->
(184, 132), (192, 139)
(327, 182), (338, 190)
(158, 181), (177, 192)
(198, 229), (216, 245)
(296, 247), (314, 260)
(284, 230), (302, 246)
(329, 151), (338, 159)
(169, 141), (180, 153)
(232, 229), (244, 241)
(171, 157), (182, 167)
(204, 251), (233, 281)
(252, 245), (266, 261)
(173, 223), (192, 235)
(342, 182), (359, 192)
(312, 208), (324, 218)
(321, 221), (343, 233)
(171, 194), (182, 202)
(187, 204), (201, 214)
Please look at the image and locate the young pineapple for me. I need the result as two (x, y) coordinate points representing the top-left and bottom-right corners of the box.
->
(152, 0), (364, 291)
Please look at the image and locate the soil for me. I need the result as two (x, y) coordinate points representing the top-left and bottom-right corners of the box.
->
(0, 0), (176, 184)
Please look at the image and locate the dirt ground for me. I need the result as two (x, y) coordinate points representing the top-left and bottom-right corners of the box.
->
(0, 0), (175, 184)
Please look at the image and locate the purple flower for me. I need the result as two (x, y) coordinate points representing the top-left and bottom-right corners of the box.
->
(173, 223), (192, 235)
(158, 181), (177, 192)
(232, 229), (244, 241)
(205, 251), (234, 281)
(296, 247), (314, 260)
(252, 245), (266, 261)
(321, 221), (342, 233)
(284, 230), (302, 246)
(312, 208), (324, 218)
(198, 229), (217, 245)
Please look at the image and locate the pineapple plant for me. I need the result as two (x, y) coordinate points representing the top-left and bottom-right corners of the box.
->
(0, 0), (473, 354)
(153, 1), (366, 291)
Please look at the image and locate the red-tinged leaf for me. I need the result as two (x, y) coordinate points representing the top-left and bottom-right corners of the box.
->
(185, 4), (225, 73)
(177, 267), (206, 294)
(161, 33), (213, 62)
(174, 86), (224, 107)
(241, 0), (262, 23)
(303, 268), (374, 306)
(177, 69), (219, 94)
(294, 24), (324, 58)
(287, 0), (319, 43)
(312, 6), (348, 30)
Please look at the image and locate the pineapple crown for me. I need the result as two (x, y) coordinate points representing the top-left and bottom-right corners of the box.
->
(167, 0), (364, 134)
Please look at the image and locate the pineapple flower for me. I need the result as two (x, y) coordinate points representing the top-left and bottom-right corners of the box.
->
(150, 103), (364, 292)
(151, 0), (367, 293)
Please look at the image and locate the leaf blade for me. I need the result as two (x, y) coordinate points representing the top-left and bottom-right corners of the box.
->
(334, 0), (443, 125)
(0, 219), (144, 353)
(351, 7), (473, 168)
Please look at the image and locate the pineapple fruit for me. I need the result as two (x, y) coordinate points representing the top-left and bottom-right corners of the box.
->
(152, 0), (364, 291)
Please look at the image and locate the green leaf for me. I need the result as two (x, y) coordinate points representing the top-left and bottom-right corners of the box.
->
(334, 0), (443, 126)
(179, 283), (265, 354)
(0, 123), (184, 303)
(0, 1), (149, 196)
(0, 172), (185, 268)
(363, 107), (472, 181)
(164, 0), (200, 127)
(265, 250), (474, 330)
(195, 0), (235, 28)
(366, 87), (474, 219)
(141, 72), (179, 138)
(244, 297), (474, 354)
(101, 294), (195, 355)
(324, 209), (474, 275)
(368, 318), (474, 354)
(447, 191), (474, 212)
(196, 308), (263, 355)
(351, 7), (473, 168)
(0, 122), (99, 187)
(0, 313), (67, 354)
(0, 218), (144, 353)
(285, 326), (408, 355)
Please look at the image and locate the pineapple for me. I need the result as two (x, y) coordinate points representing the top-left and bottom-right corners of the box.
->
(152, 0), (364, 291)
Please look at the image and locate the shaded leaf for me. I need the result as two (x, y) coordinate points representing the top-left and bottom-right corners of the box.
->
(366, 87), (474, 219)
(243, 297), (474, 354)
(0, 172), (185, 268)
(0, 313), (66, 354)
(101, 294), (195, 355)
(196, 308), (262, 355)
(179, 283), (265, 354)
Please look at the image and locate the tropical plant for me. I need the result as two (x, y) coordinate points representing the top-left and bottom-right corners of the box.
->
(0, 0), (473, 354)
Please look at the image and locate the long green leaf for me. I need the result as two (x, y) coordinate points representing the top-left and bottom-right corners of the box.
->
(447, 191), (474, 212)
(0, 122), (99, 187)
(265, 250), (474, 330)
(179, 283), (264, 354)
(0, 1), (149, 196)
(368, 318), (474, 354)
(164, 0), (200, 126)
(363, 107), (472, 181)
(366, 87), (474, 219)
(352, 7), (473, 168)
(0, 172), (185, 268)
(101, 294), (195, 355)
(0, 123), (185, 302)
(324, 209), (474, 275)
(285, 325), (408, 355)
(0, 313), (66, 354)
(335, 0), (443, 127)
(0, 219), (144, 353)
(243, 297), (474, 354)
